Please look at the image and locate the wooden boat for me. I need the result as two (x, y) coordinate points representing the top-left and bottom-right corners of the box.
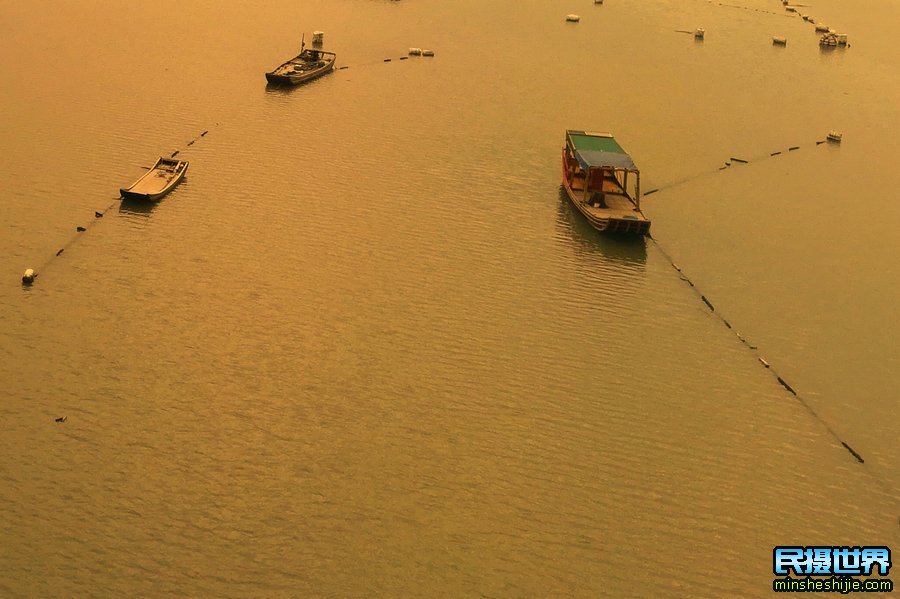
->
(561, 130), (651, 235)
(119, 157), (188, 201)
(265, 45), (336, 86)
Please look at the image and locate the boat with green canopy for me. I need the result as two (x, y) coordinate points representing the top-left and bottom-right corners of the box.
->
(561, 130), (650, 235)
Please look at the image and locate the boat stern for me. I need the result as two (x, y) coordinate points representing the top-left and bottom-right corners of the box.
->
(602, 216), (652, 235)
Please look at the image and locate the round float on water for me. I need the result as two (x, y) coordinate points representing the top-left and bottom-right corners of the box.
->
(421, 49), (435, 57)
(773, 36), (787, 45)
(22, 269), (35, 285)
(566, 14), (580, 22)
(408, 47), (422, 56)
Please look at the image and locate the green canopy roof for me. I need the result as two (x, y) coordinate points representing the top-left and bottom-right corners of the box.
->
(566, 130), (637, 171)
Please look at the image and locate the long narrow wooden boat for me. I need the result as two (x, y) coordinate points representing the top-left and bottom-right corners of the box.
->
(561, 130), (651, 235)
(265, 47), (336, 86)
(119, 157), (189, 201)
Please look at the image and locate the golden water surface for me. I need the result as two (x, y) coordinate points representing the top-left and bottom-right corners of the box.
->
(1, 0), (897, 596)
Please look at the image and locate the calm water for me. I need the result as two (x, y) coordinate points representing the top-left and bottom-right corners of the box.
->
(1, 0), (897, 596)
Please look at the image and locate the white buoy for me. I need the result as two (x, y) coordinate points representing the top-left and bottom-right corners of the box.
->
(22, 269), (35, 285)
(312, 31), (324, 45)
(814, 23), (829, 32)
(566, 14), (580, 22)
(835, 33), (848, 45)
(785, 6), (796, 12)
(694, 28), (705, 39)
(421, 49), (435, 57)
(827, 131), (843, 143)
(773, 36), (787, 45)
(408, 47), (422, 55)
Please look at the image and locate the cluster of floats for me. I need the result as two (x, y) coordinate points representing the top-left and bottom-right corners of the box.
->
(782, 0), (850, 47)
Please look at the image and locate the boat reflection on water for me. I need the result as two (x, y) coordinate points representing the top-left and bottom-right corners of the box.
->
(555, 187), (647, 266)
(118, 197), (158, 217)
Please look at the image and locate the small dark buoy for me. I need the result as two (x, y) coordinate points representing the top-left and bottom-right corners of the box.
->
(771, 151), (781, 156)
(731, 157), (748, 163)
(777, 376), (797, 396)
(701, 295), (715, 311)
(76, 226), (86, 232)
(399, 56), (408, 60)
(95, 211), (103, 218)
(841, 441), (864, 464)
(384, 58), (392, 62)
(56, 248), (64, 256)
(171, 150), (180, 158)
(55, 416), (67, 423)
(788, 146), (800, 151)
(200, 130), (208, 137)
(339, 66), (349, 70)
(187, 140), (195, 146)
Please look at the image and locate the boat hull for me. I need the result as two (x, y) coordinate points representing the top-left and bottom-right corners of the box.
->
(561, 149), (651, 236)
(120, 158), (189, 202)
(264, 65), (334, 85)
(265, 50), (336, 86)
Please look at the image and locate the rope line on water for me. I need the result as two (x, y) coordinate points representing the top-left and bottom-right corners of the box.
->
(706, 1), (797, 18)
(642, 135), (868, 466)
(641, 137), (829, 197)
(22, 126), (218, 286)
(646, 234), (866, 466)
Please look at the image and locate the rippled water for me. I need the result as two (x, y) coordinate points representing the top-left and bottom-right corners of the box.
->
(1, 0), (897, 596)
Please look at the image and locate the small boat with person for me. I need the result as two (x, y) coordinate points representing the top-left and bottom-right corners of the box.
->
(561, 130), (651, 235)
(120, 157), (188, 201)
(265, 36), (336, 86)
